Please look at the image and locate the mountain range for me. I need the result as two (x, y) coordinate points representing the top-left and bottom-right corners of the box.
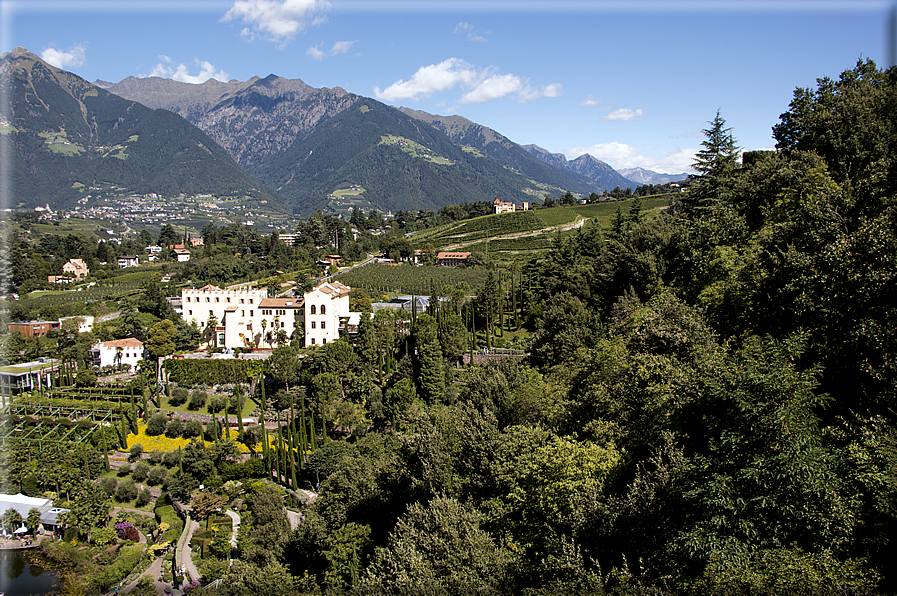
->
(523, 145), (688, 187)
(4, 46), (683, 216)
(1, 47), (275, 210)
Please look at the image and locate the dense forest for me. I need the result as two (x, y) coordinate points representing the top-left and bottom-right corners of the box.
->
(247, 60), (895, 595)
(0, 60), (895, 595)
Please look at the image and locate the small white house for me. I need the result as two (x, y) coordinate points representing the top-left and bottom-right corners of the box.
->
(91, 338), (144, 369)
(118, 255), (139, 268)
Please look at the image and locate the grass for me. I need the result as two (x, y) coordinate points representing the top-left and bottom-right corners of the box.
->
(533, 207), (581, 227)
(379, 134), (454, 165)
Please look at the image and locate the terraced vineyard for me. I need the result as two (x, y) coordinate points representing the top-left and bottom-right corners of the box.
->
(409, 198), (673, 264)
(335, 264), (490, 295)
(410, 207), (583, 263)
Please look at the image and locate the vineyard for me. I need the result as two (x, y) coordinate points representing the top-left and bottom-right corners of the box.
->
(335, 264), (491, 295)
(571, 195), (672, 222)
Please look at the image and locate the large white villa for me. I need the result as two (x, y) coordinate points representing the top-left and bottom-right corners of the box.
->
(180, 281), (353, 349)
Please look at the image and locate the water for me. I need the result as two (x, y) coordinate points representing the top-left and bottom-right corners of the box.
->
(0, 549), (60, 596)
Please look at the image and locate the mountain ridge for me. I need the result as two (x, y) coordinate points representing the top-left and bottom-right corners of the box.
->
(2, 47), (275, 210)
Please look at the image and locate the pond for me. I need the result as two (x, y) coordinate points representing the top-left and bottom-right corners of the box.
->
(0, 549), (60, 596)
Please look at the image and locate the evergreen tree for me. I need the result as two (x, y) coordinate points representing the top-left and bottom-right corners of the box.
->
(680, 110), (740, 218)
(413, 314), (444, 404)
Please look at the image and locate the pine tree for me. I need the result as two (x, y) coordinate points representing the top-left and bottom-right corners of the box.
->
(681, 110), (740, 218)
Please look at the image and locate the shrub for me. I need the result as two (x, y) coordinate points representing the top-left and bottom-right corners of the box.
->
(117, 463), (131, 477)
(136, 488), (153, 508)
(148, 466), (168, 485)
(132, 461), (151, 482)
(115, 520), (140, 541)
(99, 477), (118, 496)
(147, 450), (164, 465)
(161, 450), (179, 467)
(188, 388), (207, 411)
(128, 444), (144, 463)
(183, 419), (203, 438)
(208, 395), (226, 414)
(116, 479), (138, 502)
(203, 419), (222, 442)
(146, 414), (168, 436)
(165, 418), (184, 438)
(170, 386), (189, 406)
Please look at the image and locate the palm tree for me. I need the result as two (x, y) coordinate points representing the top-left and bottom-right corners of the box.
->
(26, 508), (41, 536)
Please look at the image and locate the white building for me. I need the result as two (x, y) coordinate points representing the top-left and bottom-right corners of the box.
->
(91, 338), (144, 369)
(180, 281), (353, 349)
(303, 281), (351, 347)
(59, 315), (95, 333)
(0, 493), (68, 534)
(118, 255), (139, 268)
(182, 284), (268, 349)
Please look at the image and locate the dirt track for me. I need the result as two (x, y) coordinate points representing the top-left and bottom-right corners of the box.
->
(441, 216), (586, 251)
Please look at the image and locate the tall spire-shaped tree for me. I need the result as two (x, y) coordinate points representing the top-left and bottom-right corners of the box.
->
(680, 110), (740, 219)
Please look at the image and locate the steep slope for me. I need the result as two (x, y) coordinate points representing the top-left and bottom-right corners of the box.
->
(2, 47), (275, 210)
(106, 74), (557, 215)
(523, 144), (639, 190)
(105, 74), (355, 169)
(398, 107), (604, 194)
(259, 98), (548, 214)
(618, 167), (689, 185)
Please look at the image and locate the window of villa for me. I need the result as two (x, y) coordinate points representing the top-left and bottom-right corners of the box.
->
(250, 310), (254, 316)
(249, 299), (253, 304)
(216, 297), (219, 302)
(311, 338), (315, 345)
(321, 321), (326, 329)
(311, 322), (316, 329)
(320, 305), (326, 315)
(189, 310), (193, 315)
(206, 297), (210, 302)
(310, 305), (316, 315)
(240, 299), (245, 304)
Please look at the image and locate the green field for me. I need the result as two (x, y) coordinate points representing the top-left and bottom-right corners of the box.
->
(407, 200), (672, 264)
(335, 263), (490, 295)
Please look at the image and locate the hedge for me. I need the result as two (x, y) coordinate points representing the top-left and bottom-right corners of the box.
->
(163, 358), (267, 386)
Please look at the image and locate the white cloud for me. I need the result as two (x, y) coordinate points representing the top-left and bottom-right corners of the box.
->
(374, 58), (479, 102)
(330, 40), (356, 55)
(460, 73), (522, 103)
(221, 0), (330, 45)
(375, 57), (561, 105)
(566, 142), (698, 174)
(455, 21), (487, 42)
(145, 57), (230, 84)
(41, 44), (87, 69)
(516, 82), (563, 103)
(580, 95), (601, 107)
(308, 40), (357, 60)
(604, 108), (645, 121)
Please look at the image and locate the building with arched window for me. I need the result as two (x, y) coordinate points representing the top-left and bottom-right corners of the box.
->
(179, 281), (353, 349)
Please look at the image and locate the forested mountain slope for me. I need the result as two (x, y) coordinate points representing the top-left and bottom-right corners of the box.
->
(1, 47), (275, 209)
(105, 74), (614, 215)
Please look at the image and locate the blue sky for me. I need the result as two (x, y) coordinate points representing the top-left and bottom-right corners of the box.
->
(3, 0), (893, 174)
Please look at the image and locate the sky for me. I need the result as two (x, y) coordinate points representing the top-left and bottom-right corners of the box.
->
(2, 0), (894, 175)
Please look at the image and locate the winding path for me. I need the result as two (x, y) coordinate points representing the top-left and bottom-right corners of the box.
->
(440, 216), (587, 251)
